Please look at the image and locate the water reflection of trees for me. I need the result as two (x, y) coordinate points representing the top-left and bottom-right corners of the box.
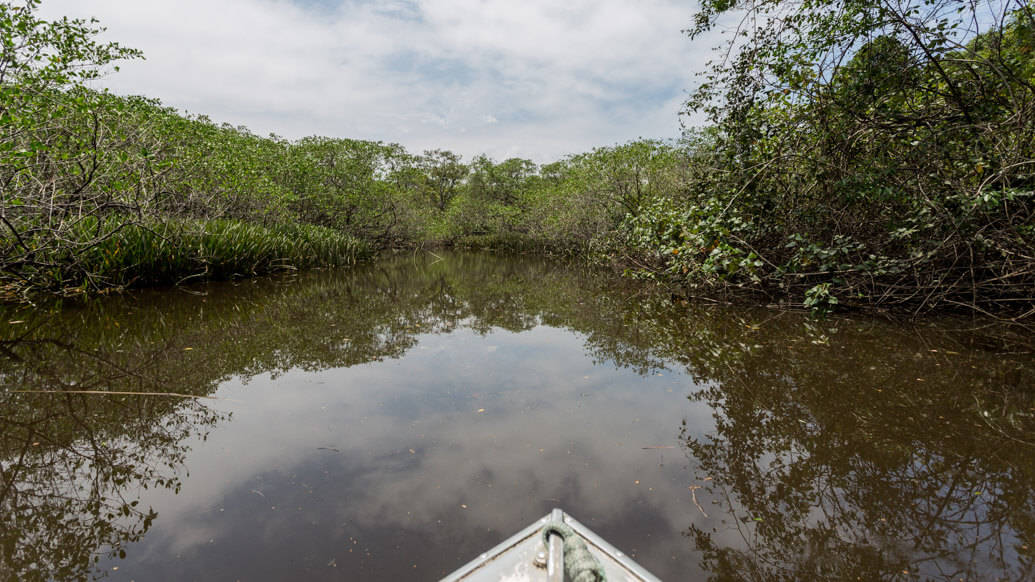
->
(670, 317), (1035, 581)
(0, 344), (224, 581)
(1, 251), (1033, 580)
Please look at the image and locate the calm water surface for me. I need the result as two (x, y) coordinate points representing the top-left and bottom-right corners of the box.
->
(1, 252), (1033, 581)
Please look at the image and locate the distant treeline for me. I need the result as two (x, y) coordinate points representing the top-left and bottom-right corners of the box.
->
(1, 0), (1033, 320)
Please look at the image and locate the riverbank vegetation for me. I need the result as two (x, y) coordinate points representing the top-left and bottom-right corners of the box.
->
(1, 0), (1032, 320)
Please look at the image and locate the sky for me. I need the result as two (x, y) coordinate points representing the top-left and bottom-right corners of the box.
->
(40, 0), (715, 162)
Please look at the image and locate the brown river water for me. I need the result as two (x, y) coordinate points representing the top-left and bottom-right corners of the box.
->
(1, 251), (1033, 581)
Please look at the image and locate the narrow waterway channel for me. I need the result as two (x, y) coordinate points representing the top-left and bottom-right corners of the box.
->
(1, 251), (1033, 581)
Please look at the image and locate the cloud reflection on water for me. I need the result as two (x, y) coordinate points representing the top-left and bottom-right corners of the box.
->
(117, 325), (713, 580)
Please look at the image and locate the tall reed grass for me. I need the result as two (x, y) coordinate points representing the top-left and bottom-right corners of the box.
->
(23, 216), (370, 293)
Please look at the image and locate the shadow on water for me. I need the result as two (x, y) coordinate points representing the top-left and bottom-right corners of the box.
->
(0, 251), (1033, 581)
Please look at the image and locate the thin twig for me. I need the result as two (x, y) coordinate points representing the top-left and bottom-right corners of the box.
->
(689, 485), (709, 518)
(11, 389), (236, 402)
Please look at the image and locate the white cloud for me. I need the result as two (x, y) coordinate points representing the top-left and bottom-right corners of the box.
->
(40, 0), (716, 161)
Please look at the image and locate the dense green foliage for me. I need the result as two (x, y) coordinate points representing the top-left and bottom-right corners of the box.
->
(637, 0), (1035, 317)
(1, 0), (1032, 319)
(0, 1), (379, 297)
